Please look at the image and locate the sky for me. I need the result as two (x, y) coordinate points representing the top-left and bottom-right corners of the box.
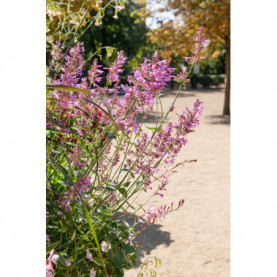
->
(145, 0), (175, 29)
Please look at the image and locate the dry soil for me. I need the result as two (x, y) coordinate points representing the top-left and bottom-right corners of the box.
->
(124, 87), (230, 277)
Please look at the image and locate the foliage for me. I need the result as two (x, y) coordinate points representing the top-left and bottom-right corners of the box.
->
(200, 48), (225, 74)
(196, 74), (225, 88)
(46, 0), (129, 63)
(79, 1), (147, 62)
(46, 0), (98, 45)
(148, 0), (230, 57)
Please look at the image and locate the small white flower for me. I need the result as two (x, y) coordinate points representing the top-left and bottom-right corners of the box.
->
(101, 241), (111, 252)
(90, 268), (96, 277)
(123, 220), (130, 227)
(65, 258), (73, 266)
(87, 250), (94, 262)
(125, 235), (136, 246)
(203, 39), (210, 49)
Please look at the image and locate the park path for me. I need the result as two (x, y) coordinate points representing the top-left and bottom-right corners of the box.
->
(124, 87), (230, 277)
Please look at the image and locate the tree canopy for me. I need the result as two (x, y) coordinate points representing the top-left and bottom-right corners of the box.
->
(79, 1), (148, 63)
(148, 0), (230, 114)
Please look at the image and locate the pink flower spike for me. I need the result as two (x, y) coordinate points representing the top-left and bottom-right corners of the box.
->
(143, 205), (168, 223)
(174, 68), (190, 84)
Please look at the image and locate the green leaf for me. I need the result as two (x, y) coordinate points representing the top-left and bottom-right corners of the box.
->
(83, 204), (106, 268)
(123, 243), (136, 255)
(129, 254), (137, 266)
(71, 230), (76, 241)
(106, 186), (116, 192)
(117, 187), (127, 198)
(113, 268), (124, 277)
(102, 208), (113, 216)
(93, 257), (104, 266)
(115, 145), (123, 150)
(58, 254), (67, 267)
(123, 181), (131, 188)
(146, 126), (161, 132)
(76, 261), (88, 271)
(108, 246), (125, 269)
(128, 141), (136, 146)
(46, 241), (60, 254)
(47, 83), (92, 95)
(104, 181), (117, 192)
(107, 133), (117, 139)
(72, 200), (77, 211)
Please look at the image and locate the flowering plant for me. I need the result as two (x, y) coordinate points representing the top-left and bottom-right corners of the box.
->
(46, 6), (206, 274)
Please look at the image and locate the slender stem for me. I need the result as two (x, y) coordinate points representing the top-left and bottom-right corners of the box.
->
(83, 204), (109, 277)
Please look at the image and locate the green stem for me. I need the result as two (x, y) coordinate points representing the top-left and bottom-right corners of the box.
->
(83, 204), (109, 277)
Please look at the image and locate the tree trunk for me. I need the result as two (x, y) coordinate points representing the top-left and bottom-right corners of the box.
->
(223, 35), (230, 115)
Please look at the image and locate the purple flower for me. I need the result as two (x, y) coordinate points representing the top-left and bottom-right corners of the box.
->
(107, 51), (126, 85)
(174, 68), (190, 84)
(88, 58), (103, 86)
(184, 27), (207, 64)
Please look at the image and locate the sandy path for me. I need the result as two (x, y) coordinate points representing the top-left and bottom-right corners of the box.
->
(124, 87), (230, 277)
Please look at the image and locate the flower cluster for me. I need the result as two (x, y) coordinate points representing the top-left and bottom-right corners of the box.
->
(143, 206), (168, 223)
(128, 52), (175, 95)
(47, 40), (203, 213)
(106, 50), (126, 85)
(88, 58), (103, 86)
(46, 8), (61, 20)
(184, 26), (207, 64)
(174, 67), (190, 84)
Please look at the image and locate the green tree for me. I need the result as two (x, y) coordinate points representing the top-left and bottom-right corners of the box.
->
(79, 0), (150, 71)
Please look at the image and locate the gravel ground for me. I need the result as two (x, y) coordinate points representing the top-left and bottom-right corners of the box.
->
(124, 87), (230, 277)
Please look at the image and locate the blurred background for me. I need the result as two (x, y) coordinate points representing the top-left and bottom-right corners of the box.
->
(46, 0), (230, 115)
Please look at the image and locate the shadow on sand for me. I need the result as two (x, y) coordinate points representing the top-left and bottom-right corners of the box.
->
(161, 87), (196, 98)
(136, 113), (163, 125)
(116, 212), (174, 268)
(206, 114), (230, 125)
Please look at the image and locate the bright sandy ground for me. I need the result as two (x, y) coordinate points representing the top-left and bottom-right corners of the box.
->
(124, 87), (230, 277)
